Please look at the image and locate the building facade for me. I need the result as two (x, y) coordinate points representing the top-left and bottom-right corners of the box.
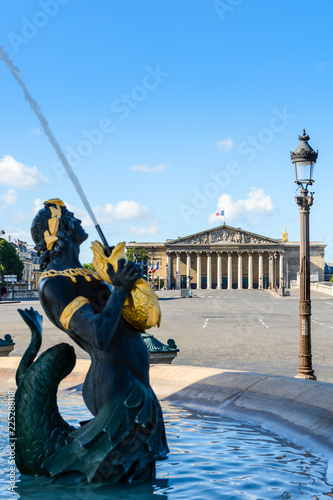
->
(8, 237), (41, 288)
(127, 225), (325, 290)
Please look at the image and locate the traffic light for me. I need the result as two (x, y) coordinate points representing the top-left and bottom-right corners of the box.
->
(142, 262), (148, 280)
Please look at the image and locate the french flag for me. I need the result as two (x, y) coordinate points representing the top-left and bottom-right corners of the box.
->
(216, 210), (224, 216)
(153, 262), (159, 273)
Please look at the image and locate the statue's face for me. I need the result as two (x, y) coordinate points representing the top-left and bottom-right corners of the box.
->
(72, 217), (89, 245)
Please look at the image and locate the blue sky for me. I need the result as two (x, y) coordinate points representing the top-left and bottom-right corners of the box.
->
(0, 0), (332, 263)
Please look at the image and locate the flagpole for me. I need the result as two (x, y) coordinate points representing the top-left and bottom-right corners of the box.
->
(216, 210), (225, 226)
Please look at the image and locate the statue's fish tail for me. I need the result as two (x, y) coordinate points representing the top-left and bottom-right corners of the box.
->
(14, 307), (77, 477)
(16, 308), (43, 386)
(15, 341), (76, 476)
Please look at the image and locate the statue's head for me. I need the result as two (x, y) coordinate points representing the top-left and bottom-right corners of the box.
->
(31, 198), (88, 270)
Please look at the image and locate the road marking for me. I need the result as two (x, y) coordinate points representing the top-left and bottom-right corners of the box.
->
(216, 296), (220, 299)
(259, 318), (269, 329)
(327, 326), (333, 329)
(312, 320), (317, 323)
(208, 296), (213, 299)
(326, 302), (333, 306)
(319, 323), (325, 326)
(203, 318), (209, 328)
(259, 291), (265, 296)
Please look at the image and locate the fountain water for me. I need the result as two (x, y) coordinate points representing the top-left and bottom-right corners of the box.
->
(0, 44), (110, 252)
(1, 390), (333, 499)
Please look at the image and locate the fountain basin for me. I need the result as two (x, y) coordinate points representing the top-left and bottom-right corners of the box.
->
(1, 357), (333, 483)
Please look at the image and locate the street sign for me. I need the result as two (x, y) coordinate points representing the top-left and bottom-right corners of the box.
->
(4, 275), (17, 283)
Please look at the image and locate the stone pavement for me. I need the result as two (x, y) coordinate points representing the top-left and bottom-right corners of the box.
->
(1, 287), (333, 383)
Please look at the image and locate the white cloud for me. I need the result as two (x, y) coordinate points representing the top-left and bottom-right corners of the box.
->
(29, 127), (41, 135)
(316, 61), (329, 69)
(3, 228), (32, 244)
(113, 201), (149, 220)
(66, 200), (150, 228)
(0, 155), (49, 190)
(130, 225), (159, 235)
(33, 198), (44, 214)
(215, 137), (235, 150)
(131, 164), (166, 173)
(0, 188), (17, 206)
(208, 187), (274, 224)
(0, 189), (17, 214)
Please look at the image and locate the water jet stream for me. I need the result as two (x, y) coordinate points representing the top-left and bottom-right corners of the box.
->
(0, 43), (111, 253)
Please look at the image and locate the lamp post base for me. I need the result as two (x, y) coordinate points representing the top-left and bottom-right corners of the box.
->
(295, 371), (316, 381)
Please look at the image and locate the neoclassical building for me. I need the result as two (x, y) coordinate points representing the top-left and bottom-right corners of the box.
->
(127, 225), (325, 290)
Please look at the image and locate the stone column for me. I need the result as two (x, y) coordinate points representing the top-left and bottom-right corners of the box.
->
(248, 251), (253, 289)
(269, 252), (274, 289)
(186, 252), (191, 288)
(279, 252), (284, 289)
(166, 252), (171, 289)
(258, 251), (263, 289)
(207, 252), (212, 289)
(197, 252), (202, 289)
(176, 252), (181, 290)
(217, 252), (222, 289)
(227, 252), (232, 289)
(237, 251), (243, 289)
(273, 251), (279, 291)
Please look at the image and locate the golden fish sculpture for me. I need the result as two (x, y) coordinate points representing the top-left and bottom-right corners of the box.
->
(91, 241), (161, 332)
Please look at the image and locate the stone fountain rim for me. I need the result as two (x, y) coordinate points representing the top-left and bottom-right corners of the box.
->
(1, 358), (333, 482)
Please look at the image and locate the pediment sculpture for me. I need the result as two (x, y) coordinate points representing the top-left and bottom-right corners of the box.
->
(170, 227), (277, 246)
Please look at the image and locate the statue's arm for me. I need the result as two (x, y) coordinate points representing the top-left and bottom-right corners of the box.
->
(39, 260), (141, 350)
(68, 286), (129, 350)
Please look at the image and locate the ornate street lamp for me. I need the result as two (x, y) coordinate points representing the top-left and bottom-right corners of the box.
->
(291, 130), (318, 380)
(0, 230), (5, 302)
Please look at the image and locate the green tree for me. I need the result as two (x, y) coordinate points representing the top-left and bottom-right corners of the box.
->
(126, 247), (148, 264)
(83, 263), (95, 271)
(126, 247), (149, 280)
(0, 238), (24, 281)
(330, 274), (333, 283)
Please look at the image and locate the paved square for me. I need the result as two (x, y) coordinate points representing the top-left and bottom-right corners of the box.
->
(1, 288), (333, 383)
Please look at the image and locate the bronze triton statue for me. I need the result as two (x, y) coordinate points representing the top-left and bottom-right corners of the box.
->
(13, 198), (168, 484)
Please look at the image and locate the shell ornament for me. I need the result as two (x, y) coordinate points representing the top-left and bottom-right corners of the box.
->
(91, 241), (161, 332)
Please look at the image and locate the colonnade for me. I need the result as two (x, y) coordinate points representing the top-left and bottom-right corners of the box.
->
(166, 249), (284, 290)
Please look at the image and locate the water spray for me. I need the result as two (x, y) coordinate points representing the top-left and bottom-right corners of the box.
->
(0, 43), (112, 256)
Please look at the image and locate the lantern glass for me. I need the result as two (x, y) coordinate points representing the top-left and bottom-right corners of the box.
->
(294, 161), (314, 185)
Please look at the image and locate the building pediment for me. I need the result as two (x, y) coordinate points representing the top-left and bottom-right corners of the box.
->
(166, 225), (280, 246)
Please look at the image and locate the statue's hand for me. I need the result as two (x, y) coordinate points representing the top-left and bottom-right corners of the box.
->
(107, 260), (142, 293)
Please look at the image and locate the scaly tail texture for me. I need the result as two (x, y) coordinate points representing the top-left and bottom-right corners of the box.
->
(16, 308), (42, 386)
(15, 308), (76, 477)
